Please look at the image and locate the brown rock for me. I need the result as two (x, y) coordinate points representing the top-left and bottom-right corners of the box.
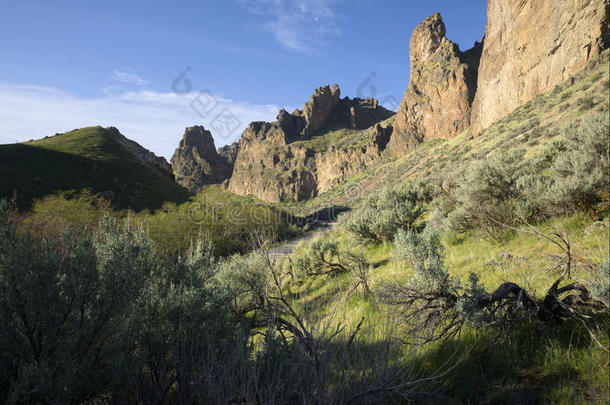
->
(227, 85), (393, 202)
(470, 0), (609, 135)
(170, 126), (232, 193)
(388, 13), (480, 155)
(301, 84), (341, 137)
(217, 141), (240, 166)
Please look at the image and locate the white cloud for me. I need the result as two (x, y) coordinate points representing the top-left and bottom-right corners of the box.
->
(112, 69), (149, 86)
(239, 0), (341, 52)
(0, 84), (281, 159)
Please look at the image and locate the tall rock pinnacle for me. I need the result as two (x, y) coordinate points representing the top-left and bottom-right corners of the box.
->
(170, 126), (232, 193)
(388, 12), (481, 155)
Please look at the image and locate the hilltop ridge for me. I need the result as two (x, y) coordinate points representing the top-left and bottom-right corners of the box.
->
(0, 126), (190, 210)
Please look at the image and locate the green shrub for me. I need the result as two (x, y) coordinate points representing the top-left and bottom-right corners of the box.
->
(344, 184), (426, 243)
(24, 190), (113, 239)
(0, 200), (250, 403)
(446, 152), (523, 233)
(548, 113), (609, 215)
(142, 186), (293, 257)
(589, 256), (610, 307)
(0, 205), (153, 403)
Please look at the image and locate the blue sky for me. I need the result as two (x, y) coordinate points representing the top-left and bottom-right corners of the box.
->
(0, 0), (487, 158)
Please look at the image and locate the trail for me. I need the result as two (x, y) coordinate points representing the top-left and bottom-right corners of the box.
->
(268, 222), (335, 260)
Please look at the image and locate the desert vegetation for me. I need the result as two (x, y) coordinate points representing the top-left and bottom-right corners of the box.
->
(1, 107), (608, 403)
(0, 6), (608, 401)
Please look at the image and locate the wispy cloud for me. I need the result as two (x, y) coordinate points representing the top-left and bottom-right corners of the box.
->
(238, 0), (342, 53)
(112, 69), (149, 86)
(0, 84), (281, 159)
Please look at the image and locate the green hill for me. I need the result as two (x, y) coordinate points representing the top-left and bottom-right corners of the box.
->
(0, 126), (191, 210)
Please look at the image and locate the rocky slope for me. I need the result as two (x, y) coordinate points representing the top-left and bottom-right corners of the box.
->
(388, 13), (481, 155)
(227, 85), (394, 202)
(170, 126), (233, 193)
(111, 127), (175, 180)
(469, 0), (608, 134)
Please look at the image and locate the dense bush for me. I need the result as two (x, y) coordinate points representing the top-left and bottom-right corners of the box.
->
(142, 187), (295, 256)
(1, 200), (443, 403)
(445, 152), (524, 233)
(443, 112), (609, 234)
(344, 184), (426, 243)
(548, 113), (609, 215)
(0, 199), (255, 403)
(23, 190), (114, 239)
(0, 204), (152, 402)
(22, 186), (295, 258)
(589, 256), (610, 307)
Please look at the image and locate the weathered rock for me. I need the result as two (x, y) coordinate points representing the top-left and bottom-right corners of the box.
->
(217, 141), (240, 166)
(170, 126), (232, 193)
(109, 127), (175, 180)
(301, 84), (341, 137)
(388, 13), (481, 155)
(470, 0), (609, 134)
(227, 85), (394, 202)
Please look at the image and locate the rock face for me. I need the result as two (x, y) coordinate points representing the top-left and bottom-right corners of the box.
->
(388, 13), (481, 155)
(170, 126), (232, 193)
(227, 85), (394, 202)
(301, 84), (341, 137)
(470, 0), (609, 134)
(217, 142), (240, 166)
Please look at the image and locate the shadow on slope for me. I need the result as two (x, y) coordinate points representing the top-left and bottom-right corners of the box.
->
(0, 127), (191, 211)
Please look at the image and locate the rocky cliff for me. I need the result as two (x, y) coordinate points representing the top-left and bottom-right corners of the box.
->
(173, 1), (609, 202)
(170, 126), (233, 193)
(227, 85), (394, 202)
(470, 0), (609, 134)
(388, 13), (481, 155)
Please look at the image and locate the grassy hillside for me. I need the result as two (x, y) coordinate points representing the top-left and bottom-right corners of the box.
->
(266, 52), (610, 403)
(280, 51), (609, 217)
(0, 126), (191, 210)
(284, 212), (608, 403)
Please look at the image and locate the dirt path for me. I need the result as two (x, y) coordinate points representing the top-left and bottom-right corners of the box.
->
(268, 222), (335, 260)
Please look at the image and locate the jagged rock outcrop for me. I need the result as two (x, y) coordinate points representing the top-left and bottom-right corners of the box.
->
(388, 13), (481, 155)
(470, 0), (609, 134)
(170, 126), (232, 193)
(109, 127), (174, 180)
(300, 84), (341, 137)
(217, 142), (240, 166)
(227, 85), (394, 202)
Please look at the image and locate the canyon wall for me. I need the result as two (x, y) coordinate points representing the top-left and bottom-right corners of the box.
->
(470, 0), (609, 134)
(227, 85), (394, 202)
